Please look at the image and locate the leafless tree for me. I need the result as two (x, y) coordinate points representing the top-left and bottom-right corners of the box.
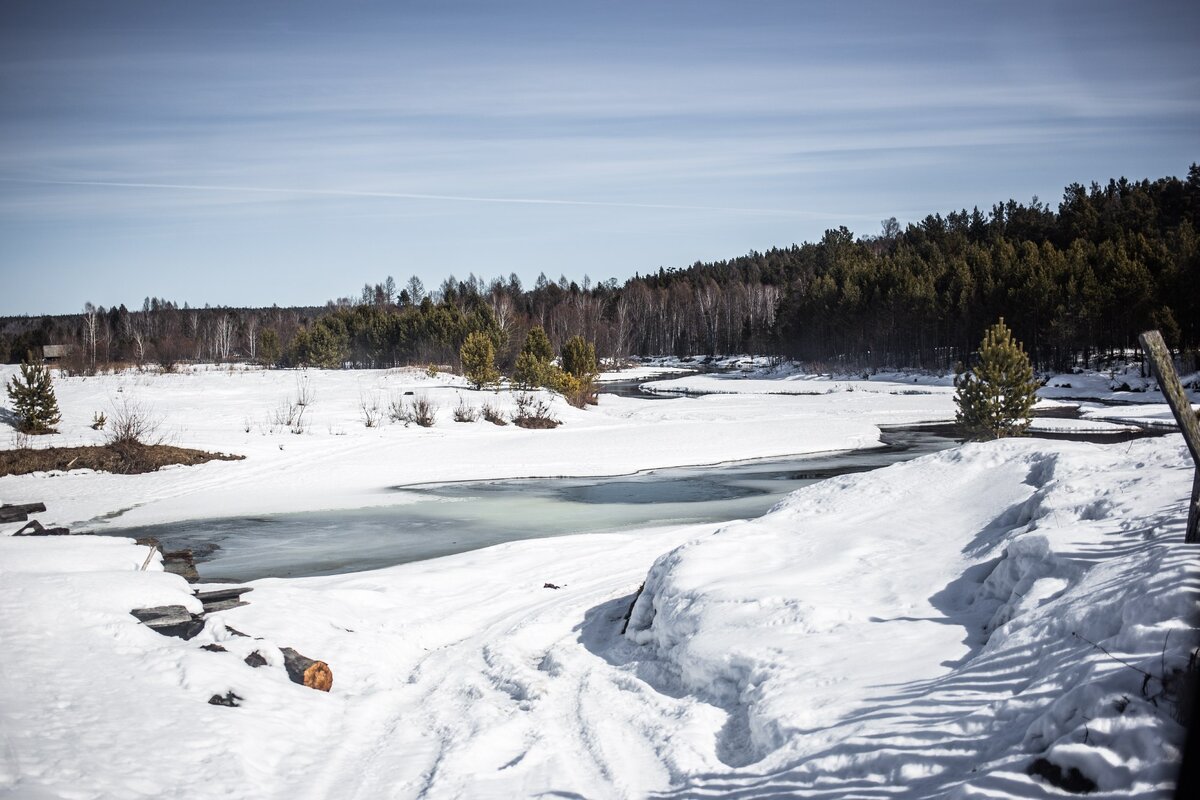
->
(245, 316), (258, 361)
(213, 314), (235, 361)
(82, 302), (98, 370)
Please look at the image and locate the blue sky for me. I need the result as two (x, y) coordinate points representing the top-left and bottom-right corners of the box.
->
(1, 0), (1197, 315)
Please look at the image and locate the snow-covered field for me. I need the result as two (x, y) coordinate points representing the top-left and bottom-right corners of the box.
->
(1, 362), (1197, 798)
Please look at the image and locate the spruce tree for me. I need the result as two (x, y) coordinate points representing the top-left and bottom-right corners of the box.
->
(460, 331), (499, 390)
(6, 355), (62, 434)
(954, 318), (1038, 439)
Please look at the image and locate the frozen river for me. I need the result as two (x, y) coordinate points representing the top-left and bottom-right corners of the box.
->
(97, 428), (958, 581)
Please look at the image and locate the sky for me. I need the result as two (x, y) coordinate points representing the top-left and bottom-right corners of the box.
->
(1, 1), (1197, 316)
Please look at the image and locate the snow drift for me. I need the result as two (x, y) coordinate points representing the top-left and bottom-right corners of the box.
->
(624, 437), (1197, 797)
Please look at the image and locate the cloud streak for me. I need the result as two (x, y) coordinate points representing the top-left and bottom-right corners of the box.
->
(1, 177), (860, 219)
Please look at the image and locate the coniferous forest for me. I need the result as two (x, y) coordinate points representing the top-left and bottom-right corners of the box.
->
(3, 166), (1198, 374)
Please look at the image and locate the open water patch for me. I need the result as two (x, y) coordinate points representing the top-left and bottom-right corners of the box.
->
(95, 429), (957, 582)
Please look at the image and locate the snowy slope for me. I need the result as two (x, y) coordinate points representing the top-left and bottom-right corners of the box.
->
(625, 436), (1197, 797)
(2, 433), (1195, 798)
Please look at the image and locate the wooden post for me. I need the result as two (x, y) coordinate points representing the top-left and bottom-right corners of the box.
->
(1138, 330), (1200, 543)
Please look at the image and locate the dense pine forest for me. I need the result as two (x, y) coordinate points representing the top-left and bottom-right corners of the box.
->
(3, 166), (1197, 374)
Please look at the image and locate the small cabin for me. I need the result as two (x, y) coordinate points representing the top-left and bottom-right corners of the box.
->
(41, 344), (71, 363)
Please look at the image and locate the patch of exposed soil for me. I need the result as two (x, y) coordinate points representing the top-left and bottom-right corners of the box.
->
(0, 442), (244, 477)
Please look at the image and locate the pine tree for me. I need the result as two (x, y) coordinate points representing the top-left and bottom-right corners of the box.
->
(513, 326), (555, 388)
(258, 328), (281, 366)
(460, 331), (499, 390)
(561, 335), (596, 379)
(6, 355), (62, 434)
(559, 335), (598, 408)
(954, 318), (1038, 439)
(512, 350), (547, 389)
(521, 326), (554, 363)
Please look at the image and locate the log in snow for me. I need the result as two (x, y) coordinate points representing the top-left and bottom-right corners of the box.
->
(281, 648), (332, 692)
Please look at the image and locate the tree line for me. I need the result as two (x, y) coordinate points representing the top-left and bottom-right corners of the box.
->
(2, 165), (1196, 373)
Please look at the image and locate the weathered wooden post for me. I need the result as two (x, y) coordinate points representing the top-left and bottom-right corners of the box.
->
(1138, 330), (1200, 543)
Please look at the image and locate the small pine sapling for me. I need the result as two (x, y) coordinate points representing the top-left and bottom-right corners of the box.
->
(460, 331), (500, 390)
(559, 335), (598, 408)
(6, 356), (62, 434)
(954, 318), (1039, 439)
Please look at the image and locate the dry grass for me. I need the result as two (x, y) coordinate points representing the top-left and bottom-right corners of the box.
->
(0, 443), (243, 477)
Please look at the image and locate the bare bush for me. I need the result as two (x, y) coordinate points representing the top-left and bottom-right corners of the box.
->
(106, 399), (162, 446)
(409, 394), (438, 427)
(453, 396), (480, 423)
(390, 393), (437, 427)
(388, 393), (408, 423)
(295, 374), (316, 407)
(269, 398), (304, 429)
(481, 401), (507, 426)
(512, 393), (560, 429)
(267, 379), (313, 434)
(91, 411), (107, 430)
(360, 391), (384, 428)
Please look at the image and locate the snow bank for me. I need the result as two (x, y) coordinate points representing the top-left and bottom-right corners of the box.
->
(624, 436), (1197, 796)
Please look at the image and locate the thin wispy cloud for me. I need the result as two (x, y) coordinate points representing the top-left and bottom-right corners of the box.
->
(2, 177), (850, 218)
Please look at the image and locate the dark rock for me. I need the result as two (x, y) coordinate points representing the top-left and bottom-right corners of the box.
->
(244, 651), (268, 668)
(208, 691), (242, 707)
(1027, 757), (1097, 794)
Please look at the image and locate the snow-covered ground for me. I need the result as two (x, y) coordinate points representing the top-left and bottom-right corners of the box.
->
(1, 362), (1197, 798)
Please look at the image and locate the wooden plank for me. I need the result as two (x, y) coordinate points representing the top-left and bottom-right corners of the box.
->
(200, 599), (249, 614)
(1138, 330), (1200, 543)
(130, 605), (206, 640)
(0, 503), (47, 524)
(193, 587), (253, 604)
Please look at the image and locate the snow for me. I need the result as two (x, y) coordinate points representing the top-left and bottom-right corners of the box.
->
(623, 437), (1196, 796)
(1, 362), (1196, 798)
